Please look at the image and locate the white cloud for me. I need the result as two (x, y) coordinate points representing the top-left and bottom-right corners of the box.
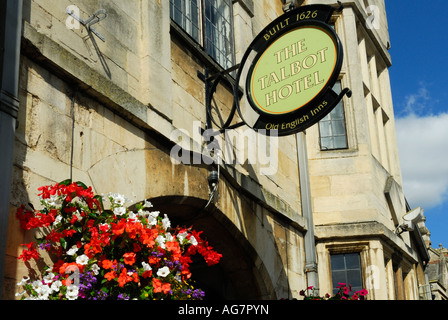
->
(395, 112), (448, 209)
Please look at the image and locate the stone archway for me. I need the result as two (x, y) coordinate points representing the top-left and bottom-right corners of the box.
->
(147, 195), (274, 300)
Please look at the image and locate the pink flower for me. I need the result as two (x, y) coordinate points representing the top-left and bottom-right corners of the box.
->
(336, 282), (346, 289)
(359, 288), (368, 296)
(343, 286), (350, 295)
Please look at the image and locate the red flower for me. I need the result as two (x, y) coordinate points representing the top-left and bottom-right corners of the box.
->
(133, 243), (142, 252)
(63, 229), (77, 237)
(123, 252), (136, 266)
(17, 242), (39, 262)
(111, 219), (126, 236)
(105, 270), (117, 281)
(153, 278), (162, 293)
(142, 270), (153, 278)
(153, 278), (171, 294)
(166, 241), (182, 260)
(148, 256), (161, 265)
(102, 259), (116, 270)
(161, 282), (171, 294)
(117, 268), (138, 287)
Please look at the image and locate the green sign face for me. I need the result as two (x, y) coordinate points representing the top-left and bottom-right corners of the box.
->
(248, 26), (338, 115)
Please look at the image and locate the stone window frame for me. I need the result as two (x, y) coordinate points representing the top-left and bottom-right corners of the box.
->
(325, 242), (369, 294)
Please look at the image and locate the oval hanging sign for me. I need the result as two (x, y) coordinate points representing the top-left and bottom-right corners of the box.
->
(235, 4), (351, 136)
(247, 25), (338, 115)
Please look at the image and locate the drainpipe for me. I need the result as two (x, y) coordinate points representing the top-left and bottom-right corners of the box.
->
(0, 0), (23, 299)
(296, 131), (319, 291)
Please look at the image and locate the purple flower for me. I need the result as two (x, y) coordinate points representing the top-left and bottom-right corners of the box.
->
(117, 293), (130, 300)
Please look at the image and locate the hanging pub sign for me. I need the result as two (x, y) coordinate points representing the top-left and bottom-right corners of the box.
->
(234, 4), (351, 136)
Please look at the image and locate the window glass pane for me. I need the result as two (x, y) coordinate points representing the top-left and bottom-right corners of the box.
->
(170, 0), (201, 43)
(333, 80), (342, 94)
(204, 0), (235, 69)
(345, 253), (361, 269)
(331, 271), (347, 293)
(319, 121), (331, 137)
(320, 137), (333, 150)
(331, 253), (363, 296)
(347, 270), (363, 289)
(318, 81), (348, 150)
(332, 120), (346, 136)
(331, 103), (344, 120)
(330, 254), (346, 271)
(333, 136), (348, 149)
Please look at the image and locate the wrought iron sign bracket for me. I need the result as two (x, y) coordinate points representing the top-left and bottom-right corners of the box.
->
(66, 7), (107, 42)
(196, 2), (351, 140)
(197, 64), (246, 143)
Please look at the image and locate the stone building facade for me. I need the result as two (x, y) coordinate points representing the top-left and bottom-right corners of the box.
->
(0, 0), (431, 299)
(425, 245), (448, 300)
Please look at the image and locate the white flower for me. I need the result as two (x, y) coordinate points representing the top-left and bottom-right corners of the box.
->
(66, 245), (79, 256)
(36, 284), (52, 300)
(165, 232), (173, 242)
(66, 285), (79, 300)
(91, 263), (100, 275)
(43, 273), (55, 284)
(44, 194), (62, 207)
(157, 266), (170, 278)
(109, 193), (126, 206)
(162, 214), (171, 230)
(189, 235), (198, 246)
(147, 214), (157, 226)
(142, 261), (152, 272)
(76, 254), (89, 265)
(31, 280), (42, 291)
(127, 211), (137, 221)
(150, 211), (160, 218)
(156, 235), (166, 249)
(17, 276), (30, 286)
(50, 280), (62, 292)
(114, 206), (126, 216)
(138, 209), (148, 217)
(177, 231), (188, 243)
(53, 215), (63, 225)
(143, 200), (153, 208)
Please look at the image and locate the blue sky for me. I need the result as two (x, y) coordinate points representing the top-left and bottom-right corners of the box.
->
(385, 0), (448, 248)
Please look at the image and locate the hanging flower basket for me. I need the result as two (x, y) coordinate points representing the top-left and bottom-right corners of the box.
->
(15, 180), (222, 300)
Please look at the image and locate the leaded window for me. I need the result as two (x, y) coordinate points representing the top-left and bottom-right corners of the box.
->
(330, 253), (363, 295)
(319, 81), (348, 150)
(170, 0), (235, 70)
